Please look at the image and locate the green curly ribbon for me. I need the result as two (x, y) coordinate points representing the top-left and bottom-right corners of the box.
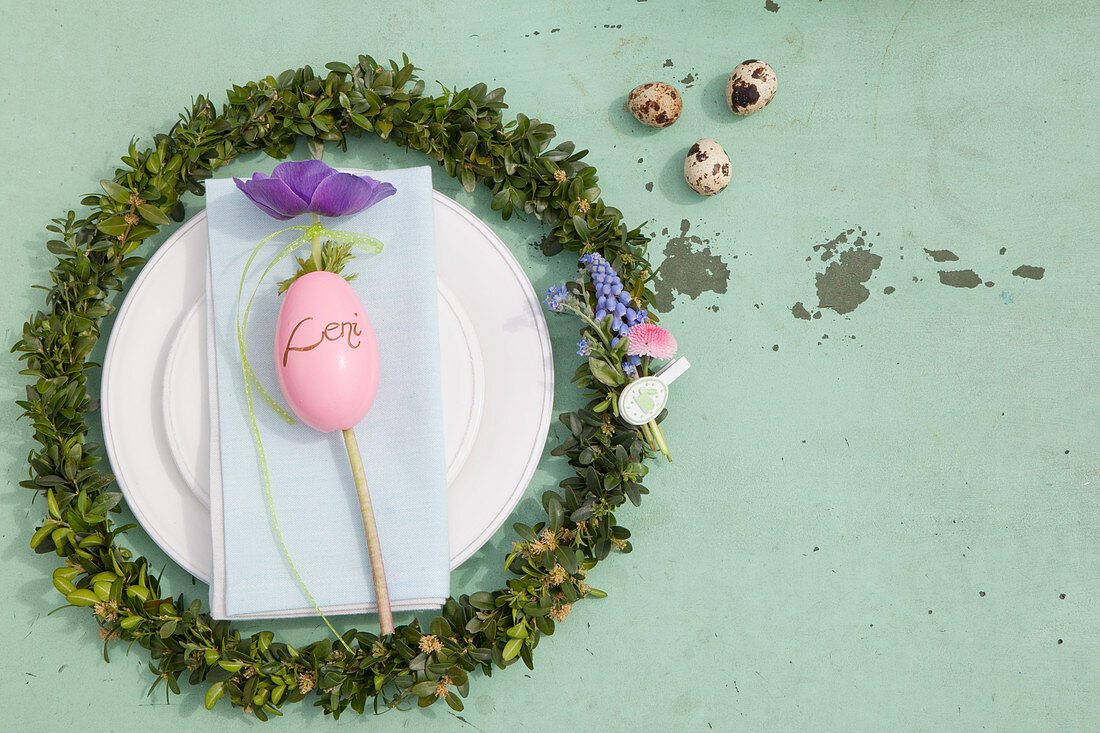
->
(233, 222), (385, 650)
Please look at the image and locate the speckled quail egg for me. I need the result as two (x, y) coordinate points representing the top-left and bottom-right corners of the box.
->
(683, 138), (731, 195)
(627, 82), (682, 128)
(726, 60), (777, 115)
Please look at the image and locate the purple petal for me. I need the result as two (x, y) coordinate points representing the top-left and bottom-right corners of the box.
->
(359, 177), (397, 209)
(234, 176), (309, 220)
(308, 173), (396, 218)
(271, 159), (337, 202)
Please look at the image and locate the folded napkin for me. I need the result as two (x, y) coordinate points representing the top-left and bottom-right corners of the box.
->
(204, 165), (449, 619)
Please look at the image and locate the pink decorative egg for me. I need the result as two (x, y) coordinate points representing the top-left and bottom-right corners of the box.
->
(274, 271), (380, 432)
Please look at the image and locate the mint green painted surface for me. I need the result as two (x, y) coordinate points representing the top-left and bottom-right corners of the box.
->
(1, 2), (1096, 730)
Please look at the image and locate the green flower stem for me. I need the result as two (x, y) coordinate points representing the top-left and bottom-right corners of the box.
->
(560, 299), (617, 351)
(342, 426), (394, 636)
(309, 144), (325, 273)
(639, 421), (658, 451)
(649, 420), (671, 461)
(635, 358), (669, 459)
(576, 312), (613, 350)
(310, 213), (323, 271)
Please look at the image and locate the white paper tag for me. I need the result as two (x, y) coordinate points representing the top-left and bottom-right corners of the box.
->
(618, 357), (691, 425)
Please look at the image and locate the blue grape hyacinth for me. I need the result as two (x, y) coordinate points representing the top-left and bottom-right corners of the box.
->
(544, 285), (568, 312)
(579, 253), (647, 371)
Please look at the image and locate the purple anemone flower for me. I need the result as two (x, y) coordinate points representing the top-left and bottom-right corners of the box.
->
(233, 160), (396, 220)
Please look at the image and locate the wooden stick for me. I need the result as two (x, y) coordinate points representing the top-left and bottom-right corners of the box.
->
(341, 427), (394, 635)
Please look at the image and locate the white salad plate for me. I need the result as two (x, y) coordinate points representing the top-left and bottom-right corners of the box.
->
(101, 190), (553, 583)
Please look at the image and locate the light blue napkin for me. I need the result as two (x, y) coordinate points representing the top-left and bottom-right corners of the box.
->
(205, 165), (449, 618)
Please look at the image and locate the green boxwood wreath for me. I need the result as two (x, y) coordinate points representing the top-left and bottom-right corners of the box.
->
(14, 54), (667, 719)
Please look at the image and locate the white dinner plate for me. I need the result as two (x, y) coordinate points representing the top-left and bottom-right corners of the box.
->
(101, 190), (553, 583)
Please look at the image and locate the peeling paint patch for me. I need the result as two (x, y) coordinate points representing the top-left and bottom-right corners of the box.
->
(1012, 265), (1045, 280)
(792, 228), (884, 318)
(817, 251), (882, 313)
(938, 270), (983, 288)
(652, 219), (731, 312)
(814, 230), (854, 262)
(765, 0), (780, 11)
(809, 228), (883, 315)
(923, 248), (959, 262)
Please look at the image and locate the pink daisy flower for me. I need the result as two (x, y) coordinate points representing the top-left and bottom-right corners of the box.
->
(627, 323), (677, 360)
